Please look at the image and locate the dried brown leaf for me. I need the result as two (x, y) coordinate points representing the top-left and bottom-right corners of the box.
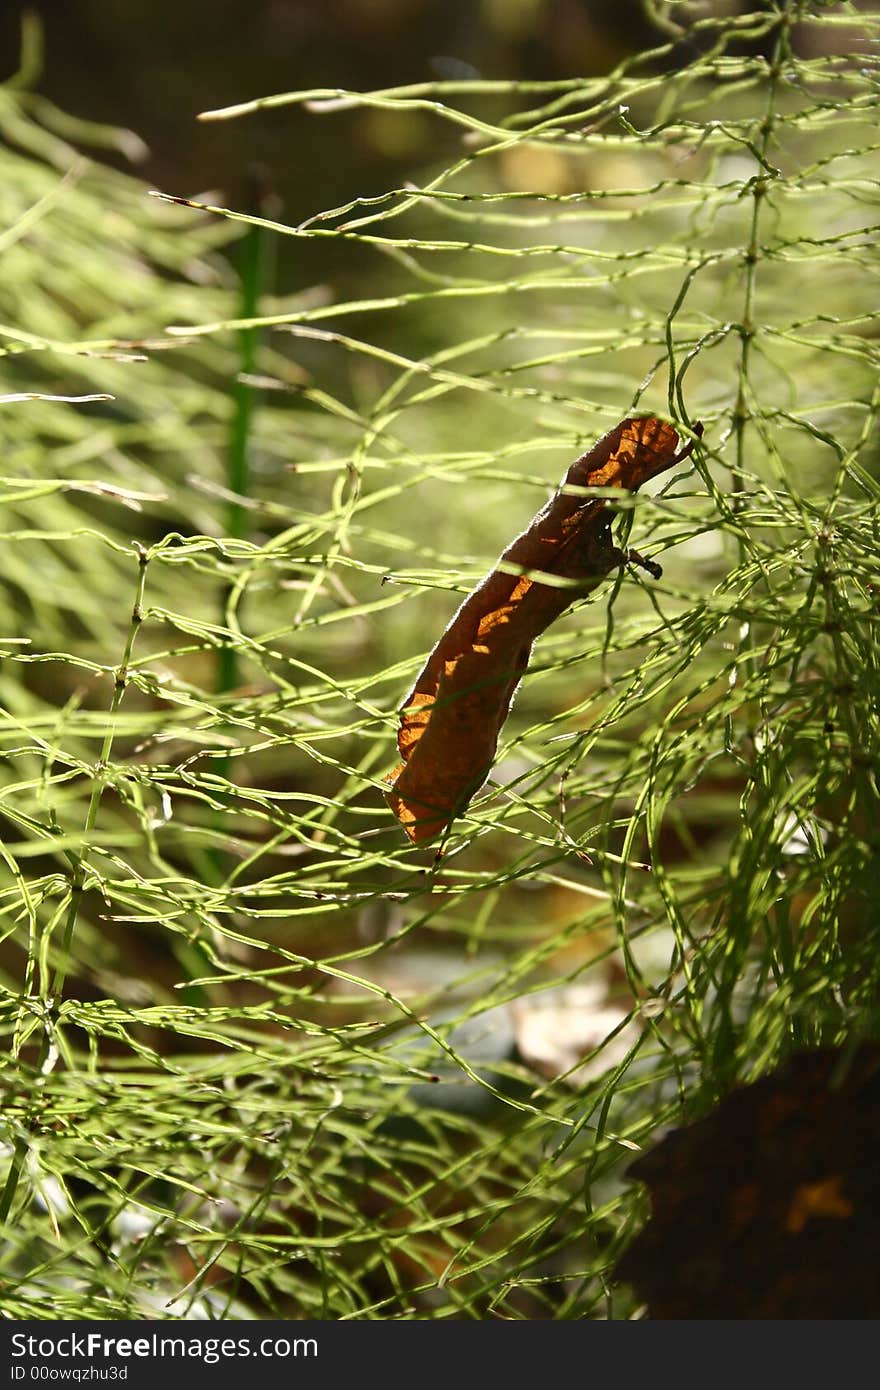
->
(386, 416), (697, 842)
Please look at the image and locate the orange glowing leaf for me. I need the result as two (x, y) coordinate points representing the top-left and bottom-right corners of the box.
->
(386, 416), (699, 843)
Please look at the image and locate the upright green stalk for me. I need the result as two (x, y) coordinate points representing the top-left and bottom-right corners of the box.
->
(204, 175), (274, 905)
(731, 9), (789, 503)
(217, 171), (272, 696)
(709, 9), (792, 1082)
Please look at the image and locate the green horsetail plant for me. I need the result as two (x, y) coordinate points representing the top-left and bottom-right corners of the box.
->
(0, 1), (878, 1318)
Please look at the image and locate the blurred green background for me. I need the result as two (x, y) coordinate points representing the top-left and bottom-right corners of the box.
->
(1, 0), (663, 210)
